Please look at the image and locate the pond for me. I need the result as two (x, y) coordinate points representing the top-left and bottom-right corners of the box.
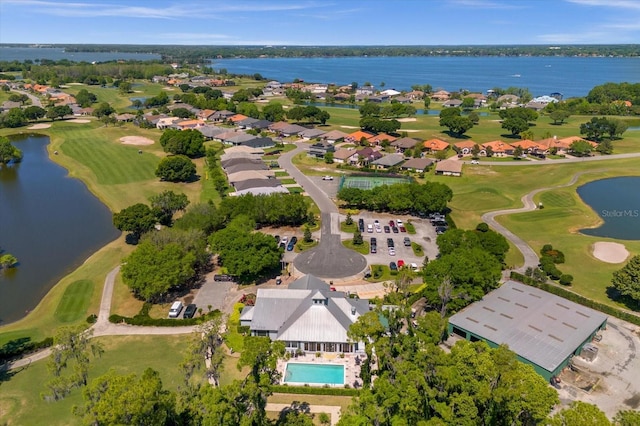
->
(0, 134), (119, 324)
(577, 177), (640, 240)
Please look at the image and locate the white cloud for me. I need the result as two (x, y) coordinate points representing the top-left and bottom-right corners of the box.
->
(566, 0), (640, 10)
(448, 0), (523, 9)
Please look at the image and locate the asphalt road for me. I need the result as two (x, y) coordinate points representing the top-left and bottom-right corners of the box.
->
(279, 143), (367, 278)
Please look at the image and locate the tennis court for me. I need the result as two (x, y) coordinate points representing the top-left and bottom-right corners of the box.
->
(339, 175), (412, 191)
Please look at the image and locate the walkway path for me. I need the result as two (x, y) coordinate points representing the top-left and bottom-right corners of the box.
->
(481, 170), (606, 272)
(11, 89), (43, 108)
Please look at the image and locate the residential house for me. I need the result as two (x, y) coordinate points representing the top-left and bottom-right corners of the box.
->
(245, 119), (273, 131)
(299, 128), (326, 140)
(239, 274), (370, 353)
(269, 121), (290, 133)
(229, 114), (249, 124)
(211, 110), (235, 122)
(222, 159), (267, 173)
(406, 90), (425, 100)
(156, 116), (180, 129)
(197, 125), (226, 140)
(233, 178), (282, 192)
(236, 117), (259, 129)
(453, 140), (479, 155)
(371, 153), (405, 170)
(354, 147), (383, 166)
(400, 158), (433, 172)
(115, 113), (136, 122)
(231, 186), (290, 197)
(356, 85), (375, 96)
(346, 130), (374, 144)
(390, 137), (419, 152)
(174, 119), (205, 130)
(393, 96), (412, 104)
(241, 137), (276, 149)
(431, 90), (451, 101)
(227, 171), (270, 186)
(321, 130), (349, 144)
(380, 89), (401, 97)
(482, 140), (514, 156)
(367, 133), (397, 146)
(308, 141), (335, 158)
(332, 148), (358, 164)
(496, 94), (519, 105)
(279, 124), (308, 137)
(225, 133), (258, 146)
(435, 159), (463, 176)
(197, 109), (217, 121)
(510, 139), (545, 154)
(442, 99), (463, 108)
(423, 138), (450, 152)
(1, 101), (22, 111)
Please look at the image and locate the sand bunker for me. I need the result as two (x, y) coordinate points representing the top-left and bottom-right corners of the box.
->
(340, 125), (358, 129)
(120, 136), (154, 146)
(397, 118), (417, 122)
(68, 119), (91, 123)
(28, 123), (51, 129)
(592, 242), (630, 263)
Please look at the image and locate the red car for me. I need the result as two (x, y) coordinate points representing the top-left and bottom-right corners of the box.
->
(397, 260), (405, 268)
(389, 220), (395, 227)
(399, 226), (407, 232)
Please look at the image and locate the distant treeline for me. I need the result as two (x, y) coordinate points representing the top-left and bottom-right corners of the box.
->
(2, 44), (639, 63)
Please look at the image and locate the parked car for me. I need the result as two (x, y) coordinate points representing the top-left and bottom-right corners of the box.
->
(274, 235), (280, 244)
(436, 226), (447, 234)
(358, 218), (365, 232)
(374, 220), (380, 226)
(397, 260), (405, 268)
(213, 274), (236, 282)
(168, 301), (183, 318)
(376, 225), (382, 233)
(384, 225), (390, 233)
(392, 226), (399, 233)
(471, 159), (480, 165)
(389, 220), (395, 227)
(183, 303), (197, 319)
(410, 262), (419, 271)
(367, 224), (374, 233)
(404, 237), (411, 246)
(389, 261), (398, 271)
(387, 238), (394, 248)
(389, 247), (396, 256)
(396, 219), (403, 226)
(286, 236), (298, 251)
(322, 175), (334, 180)
(399, 226), (406, 232)
(276, 276), (282, 285)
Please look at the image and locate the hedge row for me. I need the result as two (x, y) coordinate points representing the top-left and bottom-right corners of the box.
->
(271, 384), (361, 397)
(510, 272), (640, 327)
(0, 337), (54, 363)
(109, 309), (221, 327)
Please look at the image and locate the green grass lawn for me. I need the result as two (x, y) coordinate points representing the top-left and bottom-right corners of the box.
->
(53, 280), (94, 323)
(224, 303), (246, 353)
(411, 242), (424, 256)
(342, 239), (370, 255)
(366, 264), (394, 282)
(340, 221), (358, 233)
(295, 240), (319, 252)
(0, 334), (194, 426)
(280, 178), (297, 185)
(275, 171), (289, 177)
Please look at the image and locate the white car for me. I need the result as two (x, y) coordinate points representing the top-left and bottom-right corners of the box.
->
(389, 248), (396, 256)
(470, 159), (480, 165)
(322, 175), (334, 180)
(396, 219), (403, 227)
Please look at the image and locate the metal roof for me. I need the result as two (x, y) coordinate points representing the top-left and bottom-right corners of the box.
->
(449, 280), (607, 372)
(231, 186), (289, 197)
(233, 178), (282, 192)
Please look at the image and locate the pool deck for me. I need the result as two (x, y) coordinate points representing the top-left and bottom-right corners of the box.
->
(278, 352), (365, 388)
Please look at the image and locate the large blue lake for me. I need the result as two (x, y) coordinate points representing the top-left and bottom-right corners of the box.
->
(210, 56), (639, 98)
(578, 177), (640, 240)
(0, 46), (160, 62)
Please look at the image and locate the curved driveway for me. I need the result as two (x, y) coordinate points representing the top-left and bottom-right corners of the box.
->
(279, 143), (367, 278)
(482, 169), (607, 272)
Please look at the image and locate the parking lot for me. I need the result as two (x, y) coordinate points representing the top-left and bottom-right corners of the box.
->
(341, 211), (440, 270)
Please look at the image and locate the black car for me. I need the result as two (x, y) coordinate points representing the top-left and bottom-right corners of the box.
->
(183, 304), (197, 319)
(436, 226), (448, 235)
(383, 225), (390, 233)
(358, 218), (365, 232)
(404, 237), (411, 246)
(287, 236), (298, 251)
(389, 261), (398, 271)
(387, 238), (394, 248)
(370, 237), (377, 253)
(392, 226), (399, 233)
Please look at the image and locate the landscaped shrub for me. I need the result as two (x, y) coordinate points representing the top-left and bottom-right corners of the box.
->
(540, 244), (565, 264)
(559, 274), (574, 286)
(0, 336), (54, 363)
(109, 310), (220, 326)
(270, 384), (360, 397)
(86, 314), (97, 324)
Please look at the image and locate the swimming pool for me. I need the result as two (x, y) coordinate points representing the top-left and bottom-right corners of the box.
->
(284, 363), (345, 385)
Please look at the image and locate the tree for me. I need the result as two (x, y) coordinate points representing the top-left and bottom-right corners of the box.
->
(171, 107), (192, 119)
(513, 145), (524, 159)
(0, 107), (26, 128)
(93, 102), (115, 118)
(353, 228), (363, 245)
(0, 253), (18, 269)
(159, 128), (205, 157)
(262, 102), (286, 122)
(121, 240), (196, 301)
(149, 190), (190, 226)
(461, 97), (475, 110)
(569, 140), (593, 157)
(23, 105), (46, 121)
(547, 401), (611, 426)
(345, 212), (353, 226)
(614, 410), (640, 426)
(155, 155), (196, 182)
(550, 109), (571, 125)
(303, 225), (313, 243)
(596, 139), (614, 155)
(44, 326), (103, 401)
(113, 203), (157, 241)
(75, 89), (97, 107)
(439, 107), (474, 136)
(118, 81), (132, 95)
(502, 117), (529, 136)
(74, 368), (176, 425)
(611, 255), (640, 307)
(0, 136), (23, 164)
(324, 151), (334, 164)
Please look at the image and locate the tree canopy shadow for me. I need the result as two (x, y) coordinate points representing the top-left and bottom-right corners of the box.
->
(606, 286), (640, 311)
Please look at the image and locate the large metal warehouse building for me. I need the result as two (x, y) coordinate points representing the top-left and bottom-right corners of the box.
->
(447, 280), (608, 381)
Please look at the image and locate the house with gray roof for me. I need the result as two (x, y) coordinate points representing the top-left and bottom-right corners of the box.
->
(299, 128), (326, 140)
(448, 280), (607, 381)
(240, 275), (370, 353)
(197, 125), (226, 140)
(211, 110), (235, 122)
(321, 130), (349, 144)
(225, 133), (258, 146)
(242, 137), (276, 149)
(231, 186), (290, 197)
(233, 178), (282, 192)
(391, 137), (419, 152)
(221, 157), (266, 169)
(236, 117), (260, 129)
(308, 140), (335, 159)
(224, 162), (269, 175)
(227, 170), (271, 186)
(400, 157), (433, 172)
(371, 153), (405, 169)
(279, 124), (308, 137)
(245, 119), (272, 130)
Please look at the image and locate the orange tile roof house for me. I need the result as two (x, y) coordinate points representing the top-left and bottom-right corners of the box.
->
(423, 138), (450, 152)
(453, 140), (479, 155)
(367, 133), (397, 145)
(557, 136), (597, 149)
(175, 119), (205, 130)
(482, 140), (514, 155)
(510, 139), (545, 153)
(229, 114), (249, 123)
(346, 130), (374, 143)
(431, 90), (451, 101)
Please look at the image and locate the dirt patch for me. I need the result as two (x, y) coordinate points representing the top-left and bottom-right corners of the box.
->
(592, 242), (629, 263)
(67, 119), (91, 123)
(340, 125), (358, 129)
(162, 87), (175, 91)
(119, 136), (155, 146)
(28, 123), (51, 129)
(397, 118), (417, 122)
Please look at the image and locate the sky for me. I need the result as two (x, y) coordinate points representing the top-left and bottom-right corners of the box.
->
(1, 0), (639, 46)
